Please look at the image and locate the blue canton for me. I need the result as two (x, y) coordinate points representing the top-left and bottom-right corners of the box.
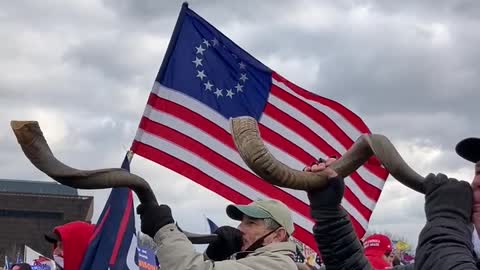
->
(157, 7), (272, 120)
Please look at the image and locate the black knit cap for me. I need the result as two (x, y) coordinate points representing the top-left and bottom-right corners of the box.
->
(455, 138), (480, 163)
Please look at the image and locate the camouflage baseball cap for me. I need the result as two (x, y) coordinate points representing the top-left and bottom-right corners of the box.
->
(226, 199), (294, 235)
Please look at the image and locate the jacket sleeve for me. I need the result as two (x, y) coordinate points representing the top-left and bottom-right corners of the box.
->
(311, 207), (372, 270)
(414, 174), (478, 270)
(153, 224), (214, 270)
(414, 217), (477, 270)
(153, 224), (258, 270)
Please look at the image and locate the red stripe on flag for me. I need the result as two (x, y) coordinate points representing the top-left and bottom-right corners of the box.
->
(109, 191), (133, 265)
(343, 187), (372, 220)
(270, 86), (355, 152)
(348, 212), (366, 238)
(132, 141), (252, 205)
(147, 94), (236, 150)
(269, 86), (388, 179)
(272, 72), (371, 134)
(258, 123), (317, 164)
(293, 223), (319, 254)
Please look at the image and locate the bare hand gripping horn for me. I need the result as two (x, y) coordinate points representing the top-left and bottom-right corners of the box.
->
(11, 120), (218, 244)
(230, 116), (425, 194)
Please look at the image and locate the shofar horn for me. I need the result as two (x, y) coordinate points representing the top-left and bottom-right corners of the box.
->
(11, 120), (158, 205)
(231, 116), (425, 194)
(11, 120), (218, 244)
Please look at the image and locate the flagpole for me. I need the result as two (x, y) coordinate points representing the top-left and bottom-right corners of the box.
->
(125, 149), (134, 165)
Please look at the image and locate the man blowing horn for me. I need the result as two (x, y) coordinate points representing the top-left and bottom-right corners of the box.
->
(303, 137), (480, 270)
(137, 199), (299, 270)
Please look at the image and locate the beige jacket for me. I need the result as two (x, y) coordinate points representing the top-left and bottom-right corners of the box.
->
(154, 224), (298, 270)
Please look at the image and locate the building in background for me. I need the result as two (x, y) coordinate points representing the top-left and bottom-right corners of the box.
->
(0, 179), (93, 268)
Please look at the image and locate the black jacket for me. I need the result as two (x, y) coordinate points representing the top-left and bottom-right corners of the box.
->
(311, 206), (372, 270)
(414, 174), (477, 270)
(309, 176), (419, 270)
(309, 173), (478, 270)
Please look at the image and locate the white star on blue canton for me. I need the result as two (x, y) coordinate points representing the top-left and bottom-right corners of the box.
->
(204, 81), (213, 91)
(239, 62), (246, 69)
(202, 39), (211, 47)
(226, 89), (234, 98)
(192, 57), (203, 67)
(195, 45), (206, 55)
(196, 70), (207, 80)
(211, 38), (219, 46)
(235, 83), (244, 92)
(214, 88), (223, 97)
(239, 73), (248, 82)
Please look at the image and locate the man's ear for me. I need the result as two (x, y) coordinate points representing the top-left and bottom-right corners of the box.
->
(273, 227), (288, 242)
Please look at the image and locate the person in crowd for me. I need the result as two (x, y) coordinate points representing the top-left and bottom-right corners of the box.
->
(363, 234), (393, 269)
(303, 157), (373, 269)
(305, 135), (480, 270)
(414, 137), (480, 269)
(44, 221), (95, 270)
(10, 263), (32, 270)
(137, 199), (298, 270)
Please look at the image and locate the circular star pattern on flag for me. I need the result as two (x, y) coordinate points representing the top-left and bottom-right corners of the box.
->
(192, 38), (248, 99)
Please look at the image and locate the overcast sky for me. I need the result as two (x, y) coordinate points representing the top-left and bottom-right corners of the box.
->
(1, 0), (479, 249)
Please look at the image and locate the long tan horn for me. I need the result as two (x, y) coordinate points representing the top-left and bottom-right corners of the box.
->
(230, 116), (425, 193)
(11, 120), (158, 204)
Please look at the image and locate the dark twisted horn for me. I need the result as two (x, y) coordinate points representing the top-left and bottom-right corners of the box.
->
(230, 116), (425, 193)
(183, 231), (218, 244)
(11, 120), (218, 244)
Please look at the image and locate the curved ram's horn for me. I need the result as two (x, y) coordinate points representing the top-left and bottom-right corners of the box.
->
(11, 120), (219, 243)
(11, 120), (158, 204)
(230, 116), (425, 193)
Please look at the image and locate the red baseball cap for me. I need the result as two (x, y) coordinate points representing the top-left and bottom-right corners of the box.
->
(363, 234), (392, 257)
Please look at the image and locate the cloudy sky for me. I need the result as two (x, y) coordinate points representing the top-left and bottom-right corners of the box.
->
(1, 0), (479, 249)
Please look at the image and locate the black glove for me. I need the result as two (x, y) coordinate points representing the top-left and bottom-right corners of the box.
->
(137, 204), (175, 238)
(205, 226), (243, 261)
(423, 173), (473, 223)
(308, 176), (344, 211)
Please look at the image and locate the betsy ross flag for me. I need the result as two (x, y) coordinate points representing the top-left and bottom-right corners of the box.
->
(131, 3), (389, 251)
(80, 155), (137, 270)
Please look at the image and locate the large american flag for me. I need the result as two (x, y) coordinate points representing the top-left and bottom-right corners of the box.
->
(131, 3), (389, 252)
